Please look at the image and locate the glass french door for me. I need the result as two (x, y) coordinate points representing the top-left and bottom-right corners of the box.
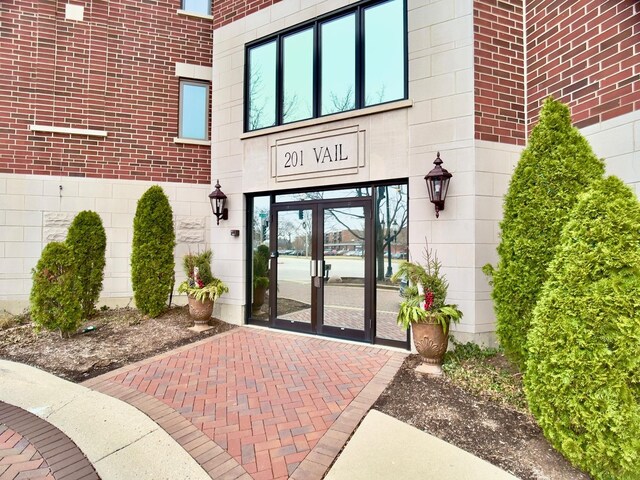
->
(270, 199), (372, 341)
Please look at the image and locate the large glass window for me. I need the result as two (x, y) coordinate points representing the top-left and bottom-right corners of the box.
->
(179, 80), (209, 140)
(320, 14), (356, 115)
(283, 29), (314, 123)
(182, 0), (211, 15)
(248, 41), (277, 131)
(245, 0), (406, 131)
(364, 0), (405, 106)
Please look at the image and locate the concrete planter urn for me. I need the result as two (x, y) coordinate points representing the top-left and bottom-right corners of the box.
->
(252, 285), (267, 313)
(187, 295), (214, 326)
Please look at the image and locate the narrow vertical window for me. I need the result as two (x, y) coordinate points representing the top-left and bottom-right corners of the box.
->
(364, 0), (405, 106)
(179, 80), (209, 140)
(248, 41), (277, 131)
(320, 14), (356, 115)
(283, 28), (314, 123)
(182, 0), (211, 15)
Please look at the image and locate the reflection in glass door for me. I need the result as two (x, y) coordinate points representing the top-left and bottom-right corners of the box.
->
(273, 208), (314, 331)
(319, 204), (370, 340)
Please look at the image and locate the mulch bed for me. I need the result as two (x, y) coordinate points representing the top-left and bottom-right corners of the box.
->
(0, 306), (235, 382)
(373, 354), (589, 480)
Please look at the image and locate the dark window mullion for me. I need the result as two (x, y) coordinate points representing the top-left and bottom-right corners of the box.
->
(403, 0), (408, 100)
(276, 36), (283, 126)
(316, 21), (324, 118)
(356, 6), (364, 110)
(313, 22), (320, 119)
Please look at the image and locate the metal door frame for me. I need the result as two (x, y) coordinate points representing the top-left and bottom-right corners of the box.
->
(269, 198), (374, 342)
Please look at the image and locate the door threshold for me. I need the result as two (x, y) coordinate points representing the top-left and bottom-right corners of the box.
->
(243, 323), (409, 353)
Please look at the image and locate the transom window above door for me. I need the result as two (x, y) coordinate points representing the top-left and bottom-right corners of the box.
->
(244, 0), (407, 132)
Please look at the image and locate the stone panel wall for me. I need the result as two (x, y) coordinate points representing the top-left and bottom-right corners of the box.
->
(0, 173), (212, 313)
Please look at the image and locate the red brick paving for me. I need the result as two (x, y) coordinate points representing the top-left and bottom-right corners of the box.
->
(0, 403), (99, 480)
(85, 327), (406, 480)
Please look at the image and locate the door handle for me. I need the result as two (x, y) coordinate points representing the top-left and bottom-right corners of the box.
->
(317, 260), (324, 278)
(310, 260), (317, 277)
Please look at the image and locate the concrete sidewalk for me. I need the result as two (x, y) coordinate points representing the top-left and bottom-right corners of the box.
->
(326, 409), (519, 480)
(0, 359), (211, 480)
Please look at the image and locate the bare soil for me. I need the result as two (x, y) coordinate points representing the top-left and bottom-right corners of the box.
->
(2, 309), (588, 479)
(374, 354), (590, 480)
(0, 306), (235, 382)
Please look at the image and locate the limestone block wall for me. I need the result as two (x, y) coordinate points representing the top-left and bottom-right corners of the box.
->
(210, 0), (486, 334)
(0, 173), (212, 313)
(581, 109), (640, 197)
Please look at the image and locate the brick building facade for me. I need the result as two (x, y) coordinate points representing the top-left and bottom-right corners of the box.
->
(1, 0), (639, 345)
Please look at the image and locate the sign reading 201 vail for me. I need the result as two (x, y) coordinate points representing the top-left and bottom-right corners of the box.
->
(275, 132), (359, 178)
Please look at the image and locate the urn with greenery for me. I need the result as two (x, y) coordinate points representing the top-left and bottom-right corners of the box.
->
(391, 247), (462, 370)
(177, 250), (228, 325)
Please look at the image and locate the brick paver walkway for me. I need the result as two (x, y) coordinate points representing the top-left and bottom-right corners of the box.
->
(84, 327), (405, 480)
(0, 403), (99, 480)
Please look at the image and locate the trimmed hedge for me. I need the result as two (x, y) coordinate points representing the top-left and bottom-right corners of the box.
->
(486, 98), (604, 370)
(525, 176), (640, 480)
(66, 210), (106, 317)
(30, 242), (82, 334)
(131, 186), (176, 317)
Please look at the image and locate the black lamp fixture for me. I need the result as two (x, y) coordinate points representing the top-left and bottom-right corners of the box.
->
(424, 152), (452, 218)
(209, 179), (228, 225)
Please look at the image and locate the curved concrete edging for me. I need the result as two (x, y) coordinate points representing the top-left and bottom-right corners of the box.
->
(0, 360), (211, 480)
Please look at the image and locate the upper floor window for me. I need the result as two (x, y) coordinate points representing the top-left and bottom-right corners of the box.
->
(245, 0), (406, 132)
(179, 80), (209, 140)
(182, 0), (211, 16)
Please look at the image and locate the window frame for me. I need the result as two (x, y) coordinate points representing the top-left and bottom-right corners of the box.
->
(243, 0), (408, 133)
(181, 0), (211, 16)
(179, 79), (210, 141)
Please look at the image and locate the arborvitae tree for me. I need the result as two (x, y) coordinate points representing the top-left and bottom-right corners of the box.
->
(66, 210), (106, 317)
(30, 242), (82, 335)
(131, 186), (176, 317)
(485, 98), (604, 370)
(525, 176), (640, 480)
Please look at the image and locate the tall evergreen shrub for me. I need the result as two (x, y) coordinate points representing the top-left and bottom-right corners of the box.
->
(131, 186), (176, 317)
(525, 176), (640, 479)
(485, 98), (604, 369)
(66, 210), (106, 317)
(30, 242), (82, 334)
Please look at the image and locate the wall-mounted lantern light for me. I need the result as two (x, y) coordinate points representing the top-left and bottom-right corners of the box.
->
(209, 179), (228, 225)
(424, 152), (452, 218)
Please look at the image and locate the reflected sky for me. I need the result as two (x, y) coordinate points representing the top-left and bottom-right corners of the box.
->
(321, 14), (356, 115)
(283, 29), (314, 123)
(181, 83), (207, 140)
(248, 41), (277, 130)
(365, 0), (405, 105)
(183, 0), (210, 15)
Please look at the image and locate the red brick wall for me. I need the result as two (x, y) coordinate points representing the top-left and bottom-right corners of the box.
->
(1, 1), (213, 184)
(527, 0), (640, 130)
(474, 0), (526, 146)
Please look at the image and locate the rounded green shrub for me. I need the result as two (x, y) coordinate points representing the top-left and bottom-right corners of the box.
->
(30, 242), (82, 335)
(525, 176), (640, 480)
(66, 210), (106, 318)
(486, 98), (604, 370)
(131, 185), (176, 317)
